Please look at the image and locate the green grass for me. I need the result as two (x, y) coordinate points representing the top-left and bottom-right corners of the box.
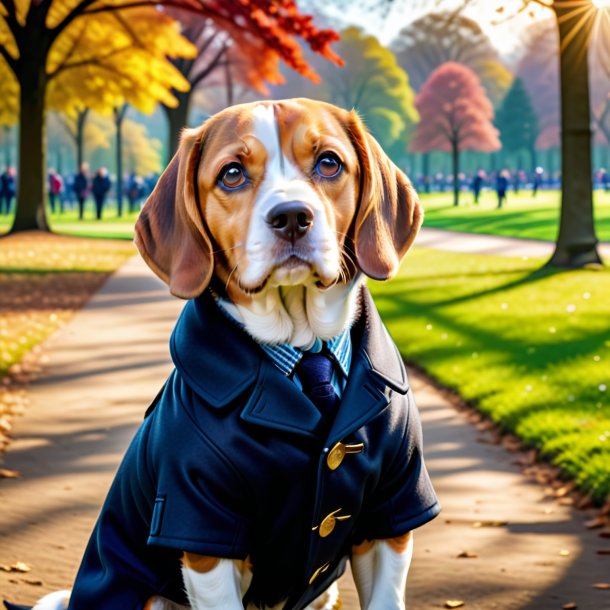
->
(370, 247), (610, 502)
(420, 189), (610, 242)
(0, 203), (139, 240)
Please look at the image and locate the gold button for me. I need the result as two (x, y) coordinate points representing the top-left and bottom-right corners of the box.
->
(308, 561), (330, 585)
(312, 508), (352, 538)
(326, 441), (365, 470)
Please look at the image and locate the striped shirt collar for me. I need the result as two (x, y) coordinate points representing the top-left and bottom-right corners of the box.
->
(259, 330), (352, 378)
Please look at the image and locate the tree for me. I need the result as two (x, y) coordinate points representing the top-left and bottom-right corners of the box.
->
(0, 0), (341, 234)
(496, 77), (539, 170)
(391, 12), (508, 95)
(122, 120), (163, 177)
(54, 110), (113, 172)
(410, 62), (500, 207)
(270, 27), (418, 160)
(476, 0), (607, 266)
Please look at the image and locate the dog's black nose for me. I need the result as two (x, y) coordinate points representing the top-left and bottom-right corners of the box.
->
(266, 201), (314, 242)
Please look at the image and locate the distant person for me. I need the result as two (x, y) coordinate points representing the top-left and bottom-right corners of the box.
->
(471, 170), (485, 204)
(600, 169), (610, 192)
(532, 167), (544, 197)
(497, 169), (510, 209)
(0, 166), (16, 215)
(74, 162), (89, 220)
(48, 169), (64, 214)
(126, 172), (143, 213)
(92, 167), (111, 220)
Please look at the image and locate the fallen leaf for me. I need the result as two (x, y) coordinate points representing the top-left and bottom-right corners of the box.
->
(562, 603), (577, 609)
(0, 469), (21, 479)
(24, 579), (43, 586)
(592, 583), (610, 590)
(472, 520), (508, 528)
(577, 494), (595, 510)
(559, 550), (570, 556)
(457, 551), (478, 559)
(596, 549), (610, 555)
(445, 602), (465, 609)
(555, 484), (575, 498)
(599, 528), (610, 539)
(0, 561), (31, 573)
(585, 517), (608, 529)
(559, 497), (575, 506)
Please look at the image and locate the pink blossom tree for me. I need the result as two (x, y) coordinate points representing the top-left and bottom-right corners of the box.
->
(411, 62), (500, 207)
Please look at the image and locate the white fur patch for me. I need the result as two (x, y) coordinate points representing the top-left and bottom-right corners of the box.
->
(239, 103), (341, 297)
(182, 559), (243, 609)
(31, 590), (71, 610)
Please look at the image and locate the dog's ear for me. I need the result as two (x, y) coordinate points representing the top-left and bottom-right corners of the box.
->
(134, 126), (213, 299)
(346, 110), (423, 280)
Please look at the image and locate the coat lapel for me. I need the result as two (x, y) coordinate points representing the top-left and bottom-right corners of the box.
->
(171, 287), (409, 441)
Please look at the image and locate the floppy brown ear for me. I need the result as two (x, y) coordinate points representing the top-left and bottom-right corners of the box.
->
(347, 111), (423, 280)
(134, 127), (213, 299)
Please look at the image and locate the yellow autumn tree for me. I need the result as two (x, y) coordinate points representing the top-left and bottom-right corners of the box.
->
(122, 119), (163, 176)
(0, 0), (195, 232)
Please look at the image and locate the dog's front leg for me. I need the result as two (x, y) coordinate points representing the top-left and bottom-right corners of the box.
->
(181, 553), (244, 610)
(351, 532), (413, 610)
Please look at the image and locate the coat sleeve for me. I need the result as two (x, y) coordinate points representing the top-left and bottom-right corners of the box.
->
(145, 379), (252, 559)
(355, 389), (440, 542)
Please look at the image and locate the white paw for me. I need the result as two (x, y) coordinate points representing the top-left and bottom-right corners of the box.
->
(32, 590), (71, 610)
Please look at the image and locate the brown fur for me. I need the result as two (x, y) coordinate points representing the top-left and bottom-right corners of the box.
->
(134, 98), (421, 301)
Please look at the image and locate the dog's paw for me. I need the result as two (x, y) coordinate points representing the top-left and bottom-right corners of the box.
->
(31, 591), (70, 610)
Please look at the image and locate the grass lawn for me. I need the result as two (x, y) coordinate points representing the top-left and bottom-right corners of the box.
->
(0, 203), (139, 240)
(370, 247), (610, 503)
(420, 189), (610, 242)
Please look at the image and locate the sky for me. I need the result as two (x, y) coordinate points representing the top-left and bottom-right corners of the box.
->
(313, 0), (552, 57)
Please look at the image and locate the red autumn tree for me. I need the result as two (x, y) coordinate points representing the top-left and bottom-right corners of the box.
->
(410, 62), (500, 207)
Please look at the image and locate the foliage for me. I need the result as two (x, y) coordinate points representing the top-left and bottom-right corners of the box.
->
(50, 111), (112, 156)
(419, 190), (610, 242)
(391, 11), (510, 102)
(516, 19), (560, 150)
(410, 62), (500, 154)
(122, 119), (162, 176)
(271, 27), (418, 157)
(371, 246), (610, 502)
(495, 77), (539, 161)
(475, 58), (514, 108)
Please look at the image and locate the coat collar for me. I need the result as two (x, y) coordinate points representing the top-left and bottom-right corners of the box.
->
(170, 286), (409, 439)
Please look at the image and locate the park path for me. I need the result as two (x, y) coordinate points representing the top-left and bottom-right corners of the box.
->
(0, 236), (609, 609)
(418, 227), (610, 260)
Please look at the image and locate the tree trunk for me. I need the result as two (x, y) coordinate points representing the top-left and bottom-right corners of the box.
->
(163, 90), (190, 163)
(422, 152), (430, 193)
(76, 109), (89, 170)
(114, 104), (127, 217)
(452, 139), (460, 207)
(10, 52), (49, 233)
(3, 127), (11, 167)
(530, 145), (537, 173)
(548, 1), (601, 267)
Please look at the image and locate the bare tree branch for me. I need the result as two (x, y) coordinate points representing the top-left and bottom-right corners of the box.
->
(190, 40), (228, 89)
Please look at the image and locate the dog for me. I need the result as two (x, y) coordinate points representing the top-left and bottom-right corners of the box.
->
(20, 98), (440, 610)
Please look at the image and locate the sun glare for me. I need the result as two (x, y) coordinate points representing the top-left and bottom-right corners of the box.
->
(593, 0), (610, 8)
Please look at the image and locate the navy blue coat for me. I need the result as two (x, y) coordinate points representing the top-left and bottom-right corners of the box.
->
(68, 287), (440, 610)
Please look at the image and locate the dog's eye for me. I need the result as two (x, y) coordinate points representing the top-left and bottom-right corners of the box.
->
(314, 153), (342, 179)
(218, 163), (247, 190)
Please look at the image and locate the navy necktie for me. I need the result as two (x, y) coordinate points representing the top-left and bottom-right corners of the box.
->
(296, 351), (340, 420)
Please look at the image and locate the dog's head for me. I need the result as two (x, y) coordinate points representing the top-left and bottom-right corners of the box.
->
(135, 98), (422, 304)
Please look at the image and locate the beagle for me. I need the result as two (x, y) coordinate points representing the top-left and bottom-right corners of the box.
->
(25, 99), (439, 610)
